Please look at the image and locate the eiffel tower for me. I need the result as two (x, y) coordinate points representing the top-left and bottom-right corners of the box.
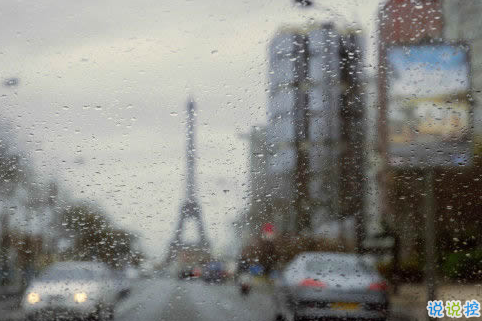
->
(165, 98), (210, 265)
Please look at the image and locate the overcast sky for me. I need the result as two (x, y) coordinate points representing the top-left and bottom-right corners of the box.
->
(0, 0), (381, 259)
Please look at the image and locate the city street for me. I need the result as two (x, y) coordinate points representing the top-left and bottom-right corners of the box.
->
(0, 277), (420, 321)
(114, 278), (277, 321)
(1, 278), (277, 321)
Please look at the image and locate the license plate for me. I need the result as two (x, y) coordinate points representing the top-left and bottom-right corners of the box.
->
(331, 302), (360, 310)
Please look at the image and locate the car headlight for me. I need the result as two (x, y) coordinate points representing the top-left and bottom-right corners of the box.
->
(73, 292), (88, 303)
(27, 292), (40, 304)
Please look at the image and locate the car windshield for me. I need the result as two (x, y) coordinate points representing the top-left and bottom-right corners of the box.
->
(2, 1), (481, 320)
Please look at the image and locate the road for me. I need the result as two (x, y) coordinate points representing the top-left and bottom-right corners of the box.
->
(114, 278), (276, 321)
(1, 278), (413, 320)
(0, 278), (277, 321)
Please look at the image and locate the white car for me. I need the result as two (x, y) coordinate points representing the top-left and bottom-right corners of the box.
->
(273, 252), (389, 321)
(23, 261), (124, 320)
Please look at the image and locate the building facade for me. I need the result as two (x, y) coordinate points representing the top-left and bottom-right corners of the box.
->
(242, 23), (367, 246)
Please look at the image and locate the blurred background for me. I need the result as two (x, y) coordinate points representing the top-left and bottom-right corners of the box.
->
(0, 0), (481, 320)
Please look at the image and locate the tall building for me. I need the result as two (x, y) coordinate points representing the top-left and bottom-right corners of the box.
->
(243, 23), (366, 245)
(266, 24), (343, 234)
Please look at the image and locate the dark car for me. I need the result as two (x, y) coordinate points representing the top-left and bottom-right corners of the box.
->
(202, 262), (226, 284)
(178, 265), (202, 280)
(273, 252), (389, 321)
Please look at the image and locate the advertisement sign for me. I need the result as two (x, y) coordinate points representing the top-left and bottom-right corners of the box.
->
(386, 44), (471, 166)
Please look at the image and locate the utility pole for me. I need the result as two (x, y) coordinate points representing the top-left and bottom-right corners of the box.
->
(48, 181), (59, 257)
(0, 213), (11, 286)
(424, 168), (436, 305)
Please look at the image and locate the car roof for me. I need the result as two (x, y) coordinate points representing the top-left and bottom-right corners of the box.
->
(287, 252), (363, 271)
(294, 252), (360, 262)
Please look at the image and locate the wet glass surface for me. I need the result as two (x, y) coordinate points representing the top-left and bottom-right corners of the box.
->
(0, 1), (481, 320)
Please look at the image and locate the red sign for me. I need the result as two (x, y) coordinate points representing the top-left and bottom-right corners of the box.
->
(261, 223), (275, 235)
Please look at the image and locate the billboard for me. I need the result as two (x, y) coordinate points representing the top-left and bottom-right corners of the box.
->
(386, 44), (471, 167)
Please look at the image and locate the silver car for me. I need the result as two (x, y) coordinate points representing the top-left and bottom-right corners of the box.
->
(273, 252), (388, 321)
(22, 261), (123, 320)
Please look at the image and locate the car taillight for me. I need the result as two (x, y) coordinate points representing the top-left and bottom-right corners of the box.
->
(369, 282), (387, 291)
(299, 278), (326, 287)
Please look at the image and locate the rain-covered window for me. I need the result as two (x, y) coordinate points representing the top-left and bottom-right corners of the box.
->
(0, 1), (481, 320)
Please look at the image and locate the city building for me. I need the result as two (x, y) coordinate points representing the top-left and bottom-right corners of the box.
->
(266, 24), (344, 235)
(236, 125), (269, 246)
(377, 0), (482, 262)
(242, 23), (367, 246)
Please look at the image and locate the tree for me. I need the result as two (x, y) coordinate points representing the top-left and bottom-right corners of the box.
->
(61, 203), (142, 269)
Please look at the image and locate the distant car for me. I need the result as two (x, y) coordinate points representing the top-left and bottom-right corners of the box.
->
(178, 265), (202, 280)
(202, 261), (226, 284)
(273, 252), (388, 321)
(23, 261), (125, 321)
(178, 268), (193, 279)
(237, 272), (253, 295)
